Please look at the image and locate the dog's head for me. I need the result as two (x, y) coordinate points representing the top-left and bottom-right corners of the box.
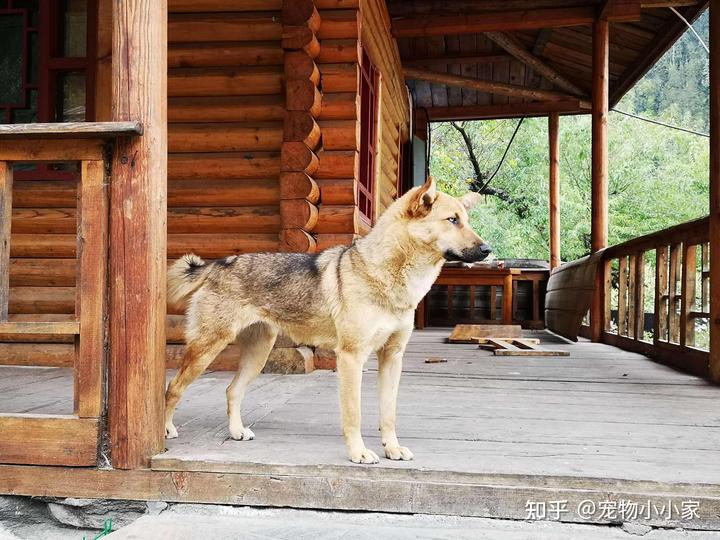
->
(403, 177), (492, 263)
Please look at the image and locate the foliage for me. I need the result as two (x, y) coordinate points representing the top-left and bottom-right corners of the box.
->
(429, 11), (710, 262)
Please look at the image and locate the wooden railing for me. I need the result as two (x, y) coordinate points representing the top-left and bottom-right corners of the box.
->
(0, 122), (141, 467)
(601, 217), (710, 376)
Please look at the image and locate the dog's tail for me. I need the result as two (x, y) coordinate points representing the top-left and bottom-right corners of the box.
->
(167, 254), (212, 306)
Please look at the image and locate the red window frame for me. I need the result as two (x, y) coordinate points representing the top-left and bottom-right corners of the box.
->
(1, 0), (98, 181)
(358, 47), (379, 225)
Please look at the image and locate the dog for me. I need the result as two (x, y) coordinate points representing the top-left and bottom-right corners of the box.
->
(165, 177), (491, 464)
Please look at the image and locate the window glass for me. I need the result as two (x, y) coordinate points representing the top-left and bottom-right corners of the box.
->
(62, 0), (87, 57)
(0, 14), (24, 105)
(57, 71), (86, 121)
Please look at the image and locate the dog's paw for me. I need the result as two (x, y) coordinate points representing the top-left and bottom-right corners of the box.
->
(165, 423), (178, 439)
(348, 448), (380, 464)
(384, 445), (414, 461)
(229, 426), (255, 441)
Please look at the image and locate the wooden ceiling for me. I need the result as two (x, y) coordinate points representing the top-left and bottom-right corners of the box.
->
(386, 0), (708, 120)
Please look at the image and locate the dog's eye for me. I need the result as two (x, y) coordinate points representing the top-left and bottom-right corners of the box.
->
(447, 216), (459, 225)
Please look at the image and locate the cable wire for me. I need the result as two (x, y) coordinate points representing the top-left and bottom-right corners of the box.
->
(669, 6), (709, 54)
(478, 116), (525, 191)
(611, 108), (709, 137)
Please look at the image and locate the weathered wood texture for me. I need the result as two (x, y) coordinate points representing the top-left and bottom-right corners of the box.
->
(0, 122), (142, 139)
(109, 0), (168, 470)
(602, 218), (711, 378)
(2, 329), (719, 528)
(280, 0), (321, 252)
(545, 251), (604, 342)
(590, 19), (609, 343)
(710, 0), (720, 382)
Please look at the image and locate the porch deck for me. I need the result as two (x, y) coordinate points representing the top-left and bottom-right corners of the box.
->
(2, 329), (719, 527)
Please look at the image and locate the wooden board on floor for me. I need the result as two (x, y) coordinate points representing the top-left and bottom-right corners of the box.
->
(447, 324), (522, 343)
(478, 337), (570, 356)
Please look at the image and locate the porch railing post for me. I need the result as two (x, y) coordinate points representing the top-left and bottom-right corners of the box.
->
(590, 18), (609, 342)
(108, 0), (168, 468)
(548, 112), (561, 270)
(710, 0), (720, 382)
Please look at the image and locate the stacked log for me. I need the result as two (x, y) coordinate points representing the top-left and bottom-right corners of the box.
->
(280, 0), (322, 253)
(315, 2), (362, 249)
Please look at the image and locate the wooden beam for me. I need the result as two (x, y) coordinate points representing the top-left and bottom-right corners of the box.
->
(485, 32), (587, 97)
(0, 416), (99, 466)
(404, 67), (577, 102)
(404, 52), (511, 67)
(0, 122), (143, 139)
(590, 19), (609, 343)
(109, 0), (167, 469)
(0, 162), (11, 321)
(598, 0), (642, 21)
(532, 29), (553, 56)
(710, 0), (720, 382)
(423, 100), (589, 121)
(392, 7), (597, 37)
(548, 112), (561, 270)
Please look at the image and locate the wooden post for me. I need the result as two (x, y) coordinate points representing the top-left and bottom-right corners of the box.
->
(108, 0), (167, 469)
(548, 112), (561, 270)
(710, 0), (720, 381)
(589, 19), (609, 342)
(0, 162), (12, 321)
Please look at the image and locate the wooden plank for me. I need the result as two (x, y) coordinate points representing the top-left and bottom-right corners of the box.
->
(75, 160), (108, 418)
(0, 163), (11, 321)
(655, 245), (668, 343)
(681, 244), (698, 348)
(548, 113), (560, 270)
(634, 252), (646, 341)
(603, 217), (709, 259)
(618, 257), (628, 336)
(0, 122), (143, 139)
(668, 244), (681, 344)
(0, 139), (105, 162)
(0, 416), (98, 466)
(485, 32), (587, 97)
(404, 67), (577, 102)
(627, 254), (637, 338)
(590, 19), (609, 343)
(711, 0), (720, 383)
(109, 0), (167, 470)
(502, 273), (513, 325)
(392, 7), (597, 37)
(448, 324), (522, 343)
(0, 322), (79, 335)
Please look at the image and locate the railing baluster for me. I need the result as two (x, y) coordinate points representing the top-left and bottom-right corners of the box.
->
(628, 254), (637, 338)
(618, 256), (628, 336)
(655, 246), (668, 343)
(668, 244), (681, 344)
(634, 252), (645, 341)
(681, 243), (697, 348)
(0, 161), (12, 322)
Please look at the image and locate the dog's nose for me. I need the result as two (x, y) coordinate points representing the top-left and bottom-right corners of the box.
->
(480, 243), (492, 256)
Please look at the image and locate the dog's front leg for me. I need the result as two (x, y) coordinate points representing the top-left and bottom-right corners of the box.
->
(336, 348), (378, 464)
(377, 327), (414, 461)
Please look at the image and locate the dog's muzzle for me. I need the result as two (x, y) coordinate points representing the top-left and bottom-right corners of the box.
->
(444, 243), (492, 263)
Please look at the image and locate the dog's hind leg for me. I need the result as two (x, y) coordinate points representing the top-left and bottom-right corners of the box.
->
(165, 330), (234, 439)
(377, 325), (414, 461)
(226, 322), (278, 441)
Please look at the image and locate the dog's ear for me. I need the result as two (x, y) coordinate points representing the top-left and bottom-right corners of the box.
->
(407, 177), (438, 218)
(460, 191), (482, 210)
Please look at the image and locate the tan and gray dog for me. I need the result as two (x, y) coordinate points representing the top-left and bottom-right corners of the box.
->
(165, 177), (491, 464)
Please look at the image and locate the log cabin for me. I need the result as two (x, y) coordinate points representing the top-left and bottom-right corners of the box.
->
(1, 0), (719, 530)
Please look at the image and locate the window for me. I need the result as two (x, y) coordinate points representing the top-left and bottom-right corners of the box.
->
(0, 0), (95, 124)
(1, 0), (96, 180)
(358, 47), (379, 224)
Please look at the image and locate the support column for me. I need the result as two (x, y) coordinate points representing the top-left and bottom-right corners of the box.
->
(590, 19), (609, 342)
(108, 0), (167, 468)
(710, 0), (720, 382)
(548, 112), (561, 270)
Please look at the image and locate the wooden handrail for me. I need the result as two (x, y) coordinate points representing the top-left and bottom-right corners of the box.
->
(599, 215), (711, 377)
(603, 216), (709, 259)
(0, 121), (143, 139)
